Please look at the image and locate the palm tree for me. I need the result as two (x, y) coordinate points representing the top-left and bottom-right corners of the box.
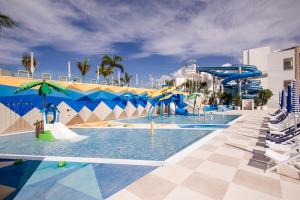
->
(0, 13), (15, 31)
(21, 53), (37, 77)
(120, 72), (132, 86)
(100, 54), (124, 77)
(165, 79), (175, 86)
(14, 80), (67, 108)
(97, 65), (114, 84)
(77, 58), (91, 82)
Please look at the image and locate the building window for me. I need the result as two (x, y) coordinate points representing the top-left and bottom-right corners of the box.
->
(283, 58), (293, 70)
(283, 80), (293, 91)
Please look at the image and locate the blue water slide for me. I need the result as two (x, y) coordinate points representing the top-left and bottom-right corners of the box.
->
(175, 107), (188, 115)
(197, 65), (262, 84)
(222, 69), (261, 85)
(197, 64), (262, 99)
(175, 101), (188, 115)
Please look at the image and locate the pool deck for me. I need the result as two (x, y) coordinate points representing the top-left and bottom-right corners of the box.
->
(108, 110), (300, 200)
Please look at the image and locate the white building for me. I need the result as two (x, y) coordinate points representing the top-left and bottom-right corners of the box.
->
(243, 46), (300, 108)
(172, 63), (217, 92)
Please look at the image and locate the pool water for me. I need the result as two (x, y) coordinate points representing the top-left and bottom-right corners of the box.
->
(0, 159), (155, 199)
(117, 114), (239, 124)
(0, 128), (212, 161)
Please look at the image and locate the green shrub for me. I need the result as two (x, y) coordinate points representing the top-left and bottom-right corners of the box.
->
(208, 96), (216, 105)
(258, 89), (273, 105)
(219, 92), (232, 105)
(254, 97), (260, 107)
(232, 95), (242, 106)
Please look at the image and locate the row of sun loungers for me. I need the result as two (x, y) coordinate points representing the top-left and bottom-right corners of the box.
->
(228, 108), (300, 175)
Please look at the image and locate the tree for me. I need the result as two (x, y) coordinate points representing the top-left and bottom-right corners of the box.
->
(77, 58), (91, 82)
(257, 89), (273, 106)
(0, 13), (15, 31)
(21, 53), (37, 77)
(218, 92), (232, 105)
(14, 80), (67, 108)
(165, 79), (175, 86)
(232, 95), (242, 107)
(120, 72), (132, 86)
(97, 65), (113, 84)
(100, 54), (124, 76)
(184, 80), (207, 93)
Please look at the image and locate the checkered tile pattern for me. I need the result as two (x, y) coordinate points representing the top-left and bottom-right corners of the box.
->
(108, 110), (300, 200)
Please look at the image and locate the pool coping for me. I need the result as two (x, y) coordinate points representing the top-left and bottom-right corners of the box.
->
(69, 125), (229, 130)
(0, 154), (164, 166)
(0, 114), (243, 167)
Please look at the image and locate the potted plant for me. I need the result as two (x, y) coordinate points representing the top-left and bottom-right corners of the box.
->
(254, 97), (260, 110)
(257, 89), (273, 110)
(232, 95), (242, 110)
(219, 92), (232, 105)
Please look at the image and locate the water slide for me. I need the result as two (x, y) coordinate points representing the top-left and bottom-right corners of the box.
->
(45, 122), (87, 142)
(197, 64), (262, 99)
(184, 100), (201, 113)
(169, 102), (176, 114)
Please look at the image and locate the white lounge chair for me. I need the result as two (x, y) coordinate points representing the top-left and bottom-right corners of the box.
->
(269, 109), (287, 121)
(268, 116), (293, 131)
(266, 140), (299, 152)
(265, 149), (300, 172)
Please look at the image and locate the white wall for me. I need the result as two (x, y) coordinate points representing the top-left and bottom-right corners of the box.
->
(268, 49), (295, 108)
(243, 46), (271, 90)
(175, 77), (186, 86)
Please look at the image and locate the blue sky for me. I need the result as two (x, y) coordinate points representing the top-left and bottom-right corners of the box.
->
(0, 0), (299, 86)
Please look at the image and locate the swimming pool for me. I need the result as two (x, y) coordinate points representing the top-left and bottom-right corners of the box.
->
(117, 114), (239, 124)
(0, 128), (212, 161)
(0, 159), (155, 199)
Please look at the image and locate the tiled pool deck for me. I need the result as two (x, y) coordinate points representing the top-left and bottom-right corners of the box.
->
(1, 110), (300, 199)
(109, 110), (300, 200)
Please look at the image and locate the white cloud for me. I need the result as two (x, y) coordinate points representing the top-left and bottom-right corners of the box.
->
(0, 0), (299, 64)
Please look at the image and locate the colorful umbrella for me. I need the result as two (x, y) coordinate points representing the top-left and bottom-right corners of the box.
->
(292, 80), (300, 113)
(287, 84), (292, 113)
(279, 91), (281, 108)
(280, 90), (286, 109)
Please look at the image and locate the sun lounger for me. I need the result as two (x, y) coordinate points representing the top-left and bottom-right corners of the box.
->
(268, 115), (294, 131)
(266, 140), (299, 152)
(269, 111), (288, 124)
(266, 128), (300, 144)
(268, 109), (282, 117)
(265, 149), (300, 172)
(269, 109), (287, 121)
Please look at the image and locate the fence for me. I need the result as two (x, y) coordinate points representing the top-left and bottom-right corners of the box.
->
(0, 67), (160, 89)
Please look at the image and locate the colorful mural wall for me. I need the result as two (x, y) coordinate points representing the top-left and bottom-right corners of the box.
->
(0, 77), (155, 135)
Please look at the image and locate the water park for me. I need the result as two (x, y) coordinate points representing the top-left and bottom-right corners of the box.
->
(1, 2), (300, 200)
(0, 58), (299, 199)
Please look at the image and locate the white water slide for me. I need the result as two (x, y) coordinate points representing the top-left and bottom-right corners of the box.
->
(45, 122), (87, 142)
(184, 101), (201, 113)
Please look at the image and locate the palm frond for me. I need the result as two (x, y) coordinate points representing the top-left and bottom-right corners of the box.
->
(14, 80), (43, 94)
(101, 54), (112, 66)
(77, 58), (91, 78)
(113, 55), (122, 62)
(114, 63), (124, 73)
(46, 82), (68, 95)
(0, 13), (15, 30)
